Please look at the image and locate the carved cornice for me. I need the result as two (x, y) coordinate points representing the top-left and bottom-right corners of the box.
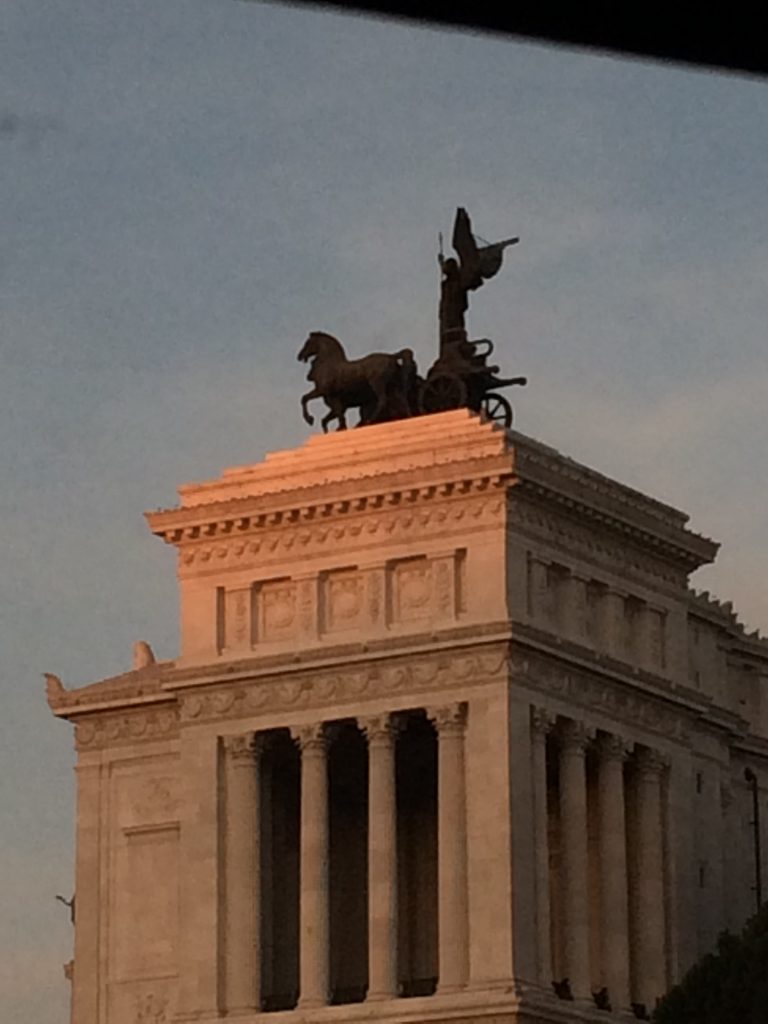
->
(49, 622), (511, 723)
(509, 432), (718, 572)
(46, 665), (166, 713)
(511, 500), (688, 590)
(171, 494), (506, 577)
(146, 460), (513, 552)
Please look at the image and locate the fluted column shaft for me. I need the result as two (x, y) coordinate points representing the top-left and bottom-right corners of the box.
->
(362, 715), (398, 1000)
(223, 733), (261, 1014)
(428, 703), (469, 993)
(558, 720), (592, 1000)
(531, 707), (555, 987)
(292, 724), (330, 1009)
(596, 734), (631, 1011)
(634, 749), (667, 1012)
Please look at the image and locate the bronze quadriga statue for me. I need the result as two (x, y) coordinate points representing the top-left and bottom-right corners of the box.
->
(299, 208), (527, 432)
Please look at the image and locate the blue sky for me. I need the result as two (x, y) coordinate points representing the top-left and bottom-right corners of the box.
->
(1, 2), (767, 1018)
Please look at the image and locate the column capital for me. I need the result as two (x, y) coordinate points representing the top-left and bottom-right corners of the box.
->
(531, 705), (556, 737)
(634, 745), (668, 779)
(558, 718), (593, 754)
(291, 722), (327, 754)
(427, 702), (467, 734)
(595, 732), (631, 763)
(222, 731), (262, 765)
(359, 713), (399, 746)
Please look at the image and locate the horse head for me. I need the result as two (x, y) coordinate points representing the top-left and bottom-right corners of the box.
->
(297, 333), (319, 363)
(298, 331), (345, 364)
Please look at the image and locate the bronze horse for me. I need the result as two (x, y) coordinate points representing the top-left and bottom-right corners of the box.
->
(298, 331), (417, 432)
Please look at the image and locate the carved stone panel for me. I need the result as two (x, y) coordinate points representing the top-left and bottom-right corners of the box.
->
(224, 585), (252, 652)
(391, 557), (433, 623)
(255, 578), (297, 642)
(322, 568), (365, 634)
(117, 773), (180, 830)
(112, 824), (179, 980)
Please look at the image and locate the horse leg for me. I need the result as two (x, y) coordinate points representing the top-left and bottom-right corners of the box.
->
(366, 375), (388, 424)
(301, 388), (320, 426)
(321, 397), (346, 433)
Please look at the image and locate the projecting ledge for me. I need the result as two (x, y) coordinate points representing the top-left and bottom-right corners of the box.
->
(172, 984), (620, 1024)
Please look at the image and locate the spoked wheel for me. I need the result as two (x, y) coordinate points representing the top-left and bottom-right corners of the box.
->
(480, 393), (513, 428)
(419, 373), (468, 415)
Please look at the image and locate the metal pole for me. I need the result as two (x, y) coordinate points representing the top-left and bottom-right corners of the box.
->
(744, 767), (762, 911)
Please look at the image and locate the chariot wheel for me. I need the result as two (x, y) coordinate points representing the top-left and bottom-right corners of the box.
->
(480, 393), (513, 428)
(419, 373), (468, 415)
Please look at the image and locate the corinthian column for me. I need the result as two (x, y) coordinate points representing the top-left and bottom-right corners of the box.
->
(633, 747), (667, 1013)
(223, 732), (261, 1014)
(428, 703), (469, 993)
(558, 719), (592, 1001)
(362, 714), (398, 1000)
(596, 733), (631, 1011)
(291, 723), (330, 1009)
(531, 707), (555, 987)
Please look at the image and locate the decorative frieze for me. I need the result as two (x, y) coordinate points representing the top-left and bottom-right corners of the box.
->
(75, 707), (179, 751)
(180, 647), (508, 726)
(510, 646), (691, 744)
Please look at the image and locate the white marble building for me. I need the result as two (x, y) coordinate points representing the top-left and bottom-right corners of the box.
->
(48, 411), (768, 1023)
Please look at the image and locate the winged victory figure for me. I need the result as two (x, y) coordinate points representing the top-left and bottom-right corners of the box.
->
(438, 207), (519, 347)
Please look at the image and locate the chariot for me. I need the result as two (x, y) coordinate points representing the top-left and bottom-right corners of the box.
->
(418, 332), (527, 428)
